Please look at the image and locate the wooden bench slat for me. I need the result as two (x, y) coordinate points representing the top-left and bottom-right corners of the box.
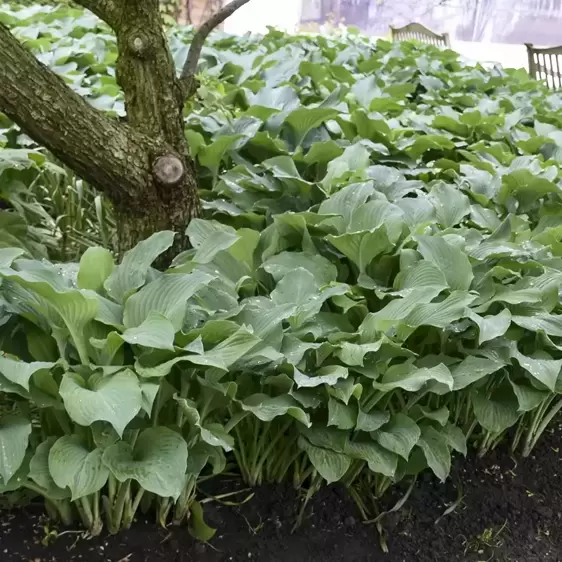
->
(526, 43), (562, 90)
(390, 22), (450, 48)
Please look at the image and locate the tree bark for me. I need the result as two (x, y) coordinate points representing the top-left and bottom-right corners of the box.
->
(0, 0), (251, 262)
(0, 5), (198, 261)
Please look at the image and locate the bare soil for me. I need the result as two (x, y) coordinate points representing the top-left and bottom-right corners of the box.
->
(1, 424), (561, 562)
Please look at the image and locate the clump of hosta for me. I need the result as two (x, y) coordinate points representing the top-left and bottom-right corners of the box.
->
(1, 3), (562, 534)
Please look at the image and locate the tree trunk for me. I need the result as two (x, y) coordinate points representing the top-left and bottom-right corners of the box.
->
(0, 2), (199, 261)
(0, 0), (250, 262)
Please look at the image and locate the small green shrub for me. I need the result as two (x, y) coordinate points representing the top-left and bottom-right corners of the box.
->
(1, 4), (562, 536)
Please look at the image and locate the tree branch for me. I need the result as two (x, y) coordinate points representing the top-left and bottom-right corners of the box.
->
(0, 23), (152, 204)
(180, 0), (251, 99)
(72, 0), (121, 29)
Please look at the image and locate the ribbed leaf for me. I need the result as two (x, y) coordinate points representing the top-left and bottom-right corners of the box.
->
(416, 236), (473, 291)
(298, 436), (351, 484)
(60, 370), (142, 436)
(49, 436), (108, 500)
(241, 394), (311, 426)
(472, 390), (520, 434)
(468, 309), (512, 345)
(0, 356), (53, 391)
(417, 426), (451, 482)
(0, 415), (31, 483)
(124, 271), (214, 329)
(374, 363), (453, 393)
(102, 427), (188, 500)
(104, 231), (176, 303)
(344, 440), (398, 477)
(77, 247), (114, 292)
(120, 312), (176, 351)
(451, 356), (505, 390)
(511, 348), (562, 391)
(375, 414), (420, 460)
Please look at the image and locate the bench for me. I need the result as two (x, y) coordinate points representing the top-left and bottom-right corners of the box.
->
(390, 22), (451, 48)
(525, 43), (562, 90)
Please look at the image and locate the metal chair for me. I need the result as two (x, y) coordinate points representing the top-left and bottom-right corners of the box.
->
(390, 22), (450, 48)
(525, 43), (562, 90)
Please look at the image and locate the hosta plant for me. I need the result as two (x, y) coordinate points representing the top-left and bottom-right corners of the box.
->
(1, 2), (562, 537)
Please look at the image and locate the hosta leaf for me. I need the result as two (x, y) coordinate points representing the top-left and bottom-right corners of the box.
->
(189, 500), (216, 542)
(262, 252), (337, 285)
(284, 107), (339, 146)
(251, 85), (299, 112)
(375, 414), (420, 460)
(187, 327), (262, 370)
(417, 426), (451, 482)
(199, 135), (243, 177)
(499, 169), (561, 205)
(0, 356), (53, 391)
(139, 380), (160, 417)
(77, 247), (114, 292)
(322, 144), (370, 188)
(60, 370), (142, 437)
(102, 427), (188, 500)
(406, 135), (455, 158)
(300, 426), (348, 453)
(318, 182), (373, 230)
(327, 397), (356, 430)
(404, 291), (476, 329)
(200, 424), (234, 452)
(468, 309), (512, 345)
(471, 390), (520, 434)
(135, 328), (261, 377)
(241, 394), (310, 426)
(349, 200), (405, 244)
(356, 409), (389, 432)
(394, 261), (448, 292)
(0, 270), (98, 364)
(120, 312), (176, 351)
(451, 356), (505, 390)
(29, 438), (69, 500)
(0, 248), (24, 267)
(509, 377), (548, 412)
(298, 436), (351, 484)
(48, 436), (108, 500)
(429, 183), (471, 228)
(186, 219), (240, 264)
(0, 415), (31, 483)
(271, 268), (348, 326)
(294, 365), (348, 388)
(511, 348), (562, 391)
(124, 271), (214, 330)
(363, 286), (442, 334)
(512, 314), (562, 337)
(374, 363), (453, 393)
(413, 405), (449, 426)
(442, 423), (467, 456)
(335, 340), (384, 366)
(327, 227), (393, 272)
(397, 196), (436, 228)
(416, 236), (473, 291)
(344, 440), (398, 477)
(104, 231), (176, 303)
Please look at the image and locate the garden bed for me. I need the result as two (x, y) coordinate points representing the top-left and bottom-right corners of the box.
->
(2, 425), (560, 562)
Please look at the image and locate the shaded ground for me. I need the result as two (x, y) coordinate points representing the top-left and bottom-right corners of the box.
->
(1, 424), (561, 562)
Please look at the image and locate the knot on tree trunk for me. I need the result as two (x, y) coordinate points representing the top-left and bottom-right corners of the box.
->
(128, 33), (152, 58)
(153, 154), (185, 187)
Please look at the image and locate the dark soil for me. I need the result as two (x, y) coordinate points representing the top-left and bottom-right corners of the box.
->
(1, 425), (561, 562)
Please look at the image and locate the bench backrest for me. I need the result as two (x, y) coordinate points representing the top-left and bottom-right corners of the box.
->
(390, 22), (451, 48)
(525, 43), (562, 90)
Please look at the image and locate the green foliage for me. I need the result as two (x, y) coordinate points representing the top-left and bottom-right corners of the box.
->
(2, 2), (562, 534)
